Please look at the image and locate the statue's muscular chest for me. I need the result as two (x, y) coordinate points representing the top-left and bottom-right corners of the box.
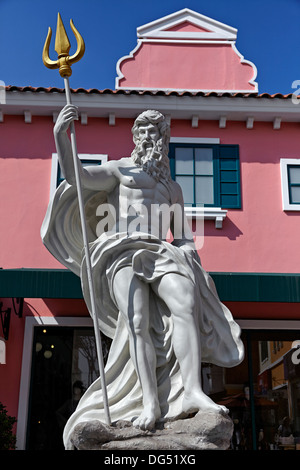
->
(118, 164), (171, 205)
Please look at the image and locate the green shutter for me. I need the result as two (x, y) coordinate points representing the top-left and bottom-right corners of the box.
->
(168, 144), (176, 180)
(218, 145), (241, 208)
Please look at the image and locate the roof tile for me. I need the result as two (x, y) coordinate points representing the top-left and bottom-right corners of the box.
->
(5, 85), (294, 100)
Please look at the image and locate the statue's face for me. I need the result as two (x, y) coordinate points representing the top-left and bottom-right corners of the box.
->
(138, 123), (160, 150)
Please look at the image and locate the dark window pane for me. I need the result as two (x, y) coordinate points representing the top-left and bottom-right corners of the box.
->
(290, 186), (300, 204)
(195, 148), (213, 175)
(289, 167), (300, 184)
(175, 148), (193, 174)
(176, 175), (194, 204)
(195, 176), (214, 204)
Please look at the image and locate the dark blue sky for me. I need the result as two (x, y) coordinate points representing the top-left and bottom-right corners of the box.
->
(0, 0), (299, 94)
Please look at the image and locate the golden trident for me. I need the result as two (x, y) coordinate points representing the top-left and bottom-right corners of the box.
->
(43, 13), (111, 426)
(42, 13), (85, 78)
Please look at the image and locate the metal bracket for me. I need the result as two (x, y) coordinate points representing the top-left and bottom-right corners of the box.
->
(0, 303), (11, 341)
(0, 298), (23, 341)
(12, 297), (24, 318)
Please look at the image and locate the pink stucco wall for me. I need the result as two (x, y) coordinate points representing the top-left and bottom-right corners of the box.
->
(170, 119), (300, 274)
(0, 114), (299, 274)
(0, 116), (135, 270)
(118, 42), (256, 91)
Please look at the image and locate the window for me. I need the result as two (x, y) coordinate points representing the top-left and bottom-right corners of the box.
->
(280, 158), (300, 211)
(50, 153), (108, 198)
(169, 142), (241, 209)
(260, 341), (269, 363)
(288, 166), (300, 204)
(172, 146), (214, 206)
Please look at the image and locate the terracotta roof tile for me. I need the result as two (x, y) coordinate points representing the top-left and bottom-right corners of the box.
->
(5, 85), (295, 99)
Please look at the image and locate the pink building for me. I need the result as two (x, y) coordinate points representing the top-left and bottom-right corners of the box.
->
(1, 9), (300, 450)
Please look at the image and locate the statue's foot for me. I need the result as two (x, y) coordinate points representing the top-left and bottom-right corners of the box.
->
(183, 391), (228, 415)
(133, 403), (161, 431)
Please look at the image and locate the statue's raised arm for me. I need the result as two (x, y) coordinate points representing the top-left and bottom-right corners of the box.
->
(54, 104), (117, 192)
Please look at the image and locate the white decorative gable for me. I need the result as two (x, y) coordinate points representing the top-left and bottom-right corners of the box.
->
(137, 8), (237, 41)
(116, 9), (258, 93)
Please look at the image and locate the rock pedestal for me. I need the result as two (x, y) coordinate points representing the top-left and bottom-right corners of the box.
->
(69, 410), (233, 450)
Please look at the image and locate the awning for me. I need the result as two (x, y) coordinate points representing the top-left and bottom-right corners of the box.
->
(0, 268), (82, 299)
(0, 268), (300, 302)
(212, 272), (300, 303)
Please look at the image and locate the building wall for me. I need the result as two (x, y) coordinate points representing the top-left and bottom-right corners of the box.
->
(118, 42), (256, 92)
(0, 298), (25, 420)
(1, 114), (299, 273)
(174, 119), (300, 274)
(0, 116), (135, 269)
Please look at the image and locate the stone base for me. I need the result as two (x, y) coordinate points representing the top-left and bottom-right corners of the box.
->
(69, 410), (233, 450)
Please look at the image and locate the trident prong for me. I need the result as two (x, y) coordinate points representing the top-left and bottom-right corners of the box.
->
(42, 13), (85, 77)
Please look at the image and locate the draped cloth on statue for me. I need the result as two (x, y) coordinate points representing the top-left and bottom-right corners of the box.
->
(41, 180), (244, 450)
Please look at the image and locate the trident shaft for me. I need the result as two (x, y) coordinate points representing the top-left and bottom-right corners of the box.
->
(43, 13), (111, 426)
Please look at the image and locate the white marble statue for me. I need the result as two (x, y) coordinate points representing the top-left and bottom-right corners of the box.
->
(41, 107), (244, 449)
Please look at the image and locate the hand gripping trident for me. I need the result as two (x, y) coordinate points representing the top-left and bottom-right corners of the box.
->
(43, 13), (111, 426)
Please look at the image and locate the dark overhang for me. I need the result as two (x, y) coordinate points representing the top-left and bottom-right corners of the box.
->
(0, 268), (300, 303)
(0, 268), (82, 299)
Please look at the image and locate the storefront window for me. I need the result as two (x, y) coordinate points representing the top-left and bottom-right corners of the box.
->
(26, 326), (110, 450)
(26, 327), (300, 450)
(249, 330), (300, 450)
(214, 330), (300, 450)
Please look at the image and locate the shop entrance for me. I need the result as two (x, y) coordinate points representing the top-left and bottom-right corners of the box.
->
(26, 326), (109, 450)
(25, 326), (300, 450)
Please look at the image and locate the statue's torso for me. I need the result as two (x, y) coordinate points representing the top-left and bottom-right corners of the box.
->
(106, 158), (177, 239)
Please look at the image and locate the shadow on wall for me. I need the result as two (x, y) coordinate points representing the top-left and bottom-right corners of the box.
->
(204, 216), (243, 240)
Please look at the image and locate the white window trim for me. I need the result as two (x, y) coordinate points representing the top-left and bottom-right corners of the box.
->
(50, 153), (108, 198)
(170, 137), (220, 144)
(170, 137), (227, 228)
(184, 206), (227, 229)
(280, 158), (300, 211)
(16, 316), (93, 450)
(0, 337), (5, 364)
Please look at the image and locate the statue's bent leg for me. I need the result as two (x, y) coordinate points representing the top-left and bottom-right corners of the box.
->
(153, 273), (228, 415)
(113, 266), (161, 430)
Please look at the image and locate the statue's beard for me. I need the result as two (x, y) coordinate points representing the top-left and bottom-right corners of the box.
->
(131, 138), (171, 183)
